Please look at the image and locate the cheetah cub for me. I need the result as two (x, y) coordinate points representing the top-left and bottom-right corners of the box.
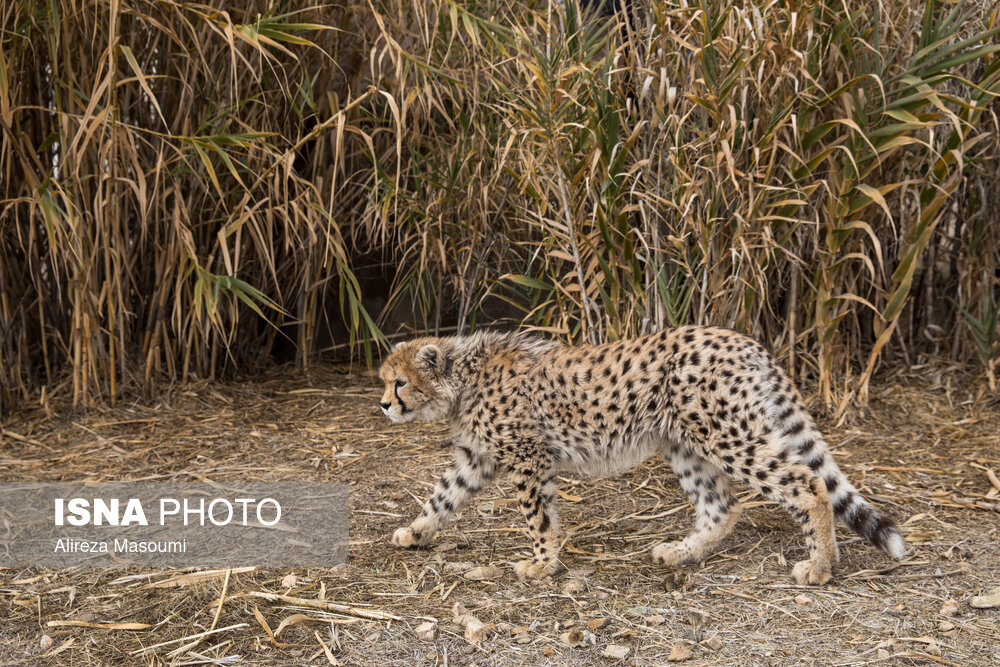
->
(378, 328), (905, 585)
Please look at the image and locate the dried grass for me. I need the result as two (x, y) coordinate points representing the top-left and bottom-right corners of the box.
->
(2, 0), (999, 418)
(1, 365), (998, 665)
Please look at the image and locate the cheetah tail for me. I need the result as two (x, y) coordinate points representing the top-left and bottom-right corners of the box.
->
(820, 463), (906, 559)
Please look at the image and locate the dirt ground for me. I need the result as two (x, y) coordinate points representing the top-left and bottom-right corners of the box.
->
(1, 364), (999, 666)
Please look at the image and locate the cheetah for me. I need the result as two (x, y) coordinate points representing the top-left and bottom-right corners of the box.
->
(377, 328), (906, 584)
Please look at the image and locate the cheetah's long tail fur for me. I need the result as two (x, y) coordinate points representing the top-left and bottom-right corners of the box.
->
(804, 434), (907, 559)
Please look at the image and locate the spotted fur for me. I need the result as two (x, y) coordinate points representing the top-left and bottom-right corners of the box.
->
(378, 328), (906, 584)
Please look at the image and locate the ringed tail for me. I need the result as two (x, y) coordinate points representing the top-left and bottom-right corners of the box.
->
(821, 462), (906, 558)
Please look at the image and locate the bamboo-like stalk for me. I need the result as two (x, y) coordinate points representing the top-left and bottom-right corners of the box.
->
(1, 0), (998, 416)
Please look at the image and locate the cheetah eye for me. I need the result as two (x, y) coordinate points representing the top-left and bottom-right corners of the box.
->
(395, 378), (407, 388)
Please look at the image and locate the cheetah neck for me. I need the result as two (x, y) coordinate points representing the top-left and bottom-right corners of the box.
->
(439, 331), (558, 420)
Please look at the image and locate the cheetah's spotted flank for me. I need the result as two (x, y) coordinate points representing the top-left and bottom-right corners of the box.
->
(378, 328), (906, 584)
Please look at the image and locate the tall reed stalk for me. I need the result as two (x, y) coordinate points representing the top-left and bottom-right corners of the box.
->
(2, 0), (998, 416)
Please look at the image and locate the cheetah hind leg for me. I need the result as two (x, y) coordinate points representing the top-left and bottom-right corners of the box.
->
(736, 454), (837, 585)
(513, 472), (561, 580)
(781, 474), (838, 586)
(652, 448), (742, 567)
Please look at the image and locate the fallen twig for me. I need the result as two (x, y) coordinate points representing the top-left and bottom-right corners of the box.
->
(247, 591), (434, 622)
(46, 620), (151, 630)
(942, 495), (1000, 513)
(129, 623), (249, 655)
(168, 567), (234, 657)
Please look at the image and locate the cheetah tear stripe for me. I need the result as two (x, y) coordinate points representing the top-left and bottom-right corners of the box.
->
(378, 327), (906, 584)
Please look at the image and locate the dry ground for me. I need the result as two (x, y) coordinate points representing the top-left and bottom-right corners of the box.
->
(1, 365), (999, 665)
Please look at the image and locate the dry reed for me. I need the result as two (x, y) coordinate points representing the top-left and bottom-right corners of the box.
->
(1, 0), (998, 416)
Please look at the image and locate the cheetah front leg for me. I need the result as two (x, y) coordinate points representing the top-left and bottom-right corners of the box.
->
(392, 445), (494, 548)
(512, 471), (561, 580)
(653, 446), (742, 567)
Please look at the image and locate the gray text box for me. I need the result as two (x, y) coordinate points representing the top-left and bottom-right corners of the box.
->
(0, 482), (348, 567)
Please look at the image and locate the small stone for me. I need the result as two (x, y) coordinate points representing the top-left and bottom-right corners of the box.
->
(603, 644), (630, 660)
(280, 573), (298, 589)
(562, 579), (586, 596)
(645, 614), (666, 626)
(926, 642), (942, 657)
(40, 635), (53, 650)
(700, 635), (723, 651)
(939, 599), (960, 616)
(970, 586), (1000, 608)
(511, 625), (530, 635)
(414, 621), (437, 641)
(667, 641), (693, 661)
(433, 542), (458, 553)
(464, 618), (492, 644)
(593, 591), (610, 601)
(938, 620), (955, 631)
(542, 646), (556, 657)
(794, 594), (813, 606)
(876, 648), (890, 659)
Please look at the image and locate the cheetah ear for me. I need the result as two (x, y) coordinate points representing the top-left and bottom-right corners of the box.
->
(414, 344), (444, 372)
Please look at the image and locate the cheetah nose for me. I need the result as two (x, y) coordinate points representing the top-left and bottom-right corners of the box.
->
(379, 401), (391, 410)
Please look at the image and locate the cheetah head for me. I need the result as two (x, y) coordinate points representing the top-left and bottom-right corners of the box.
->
(377, 339), (452, 423)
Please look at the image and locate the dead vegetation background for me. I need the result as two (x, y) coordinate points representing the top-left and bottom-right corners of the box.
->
(1, 367), (999, 664)
(1, 0), (999, 418)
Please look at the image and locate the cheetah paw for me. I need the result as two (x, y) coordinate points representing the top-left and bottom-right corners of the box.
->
(651, 542), (694, 567)
(791, 559), (832, 585)
(391, 526), (429, 548)
(514, 558), (558, 580)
